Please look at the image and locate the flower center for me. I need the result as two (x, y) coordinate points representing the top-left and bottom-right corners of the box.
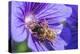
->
(24, 14), (36, 29)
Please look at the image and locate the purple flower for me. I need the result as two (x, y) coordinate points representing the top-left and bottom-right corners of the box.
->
(11, 1), (72, 51)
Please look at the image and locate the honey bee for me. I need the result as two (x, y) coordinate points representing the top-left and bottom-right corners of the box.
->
(31, 20), (56, 42)
(25, 17), (56, 42)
